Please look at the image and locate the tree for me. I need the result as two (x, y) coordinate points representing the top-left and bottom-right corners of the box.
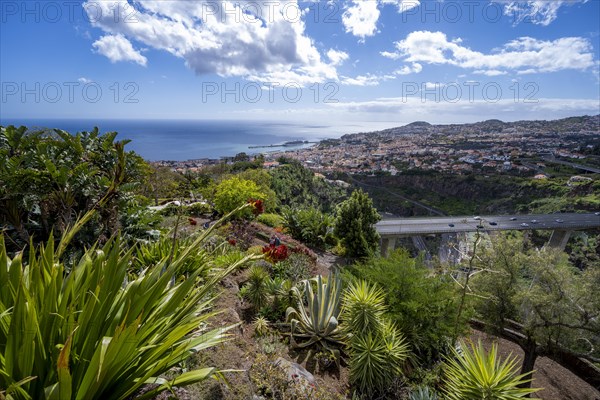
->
(334, 189), (381, 258)
(213, 176), (267, 216)
(470, 233), (600, 387)
(234, 151), (250, 162)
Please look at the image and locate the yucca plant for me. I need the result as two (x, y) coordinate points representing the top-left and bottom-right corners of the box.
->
(242, 265), (271, 311)
(285, 274), (344, 356)
(341, 279), (387, 337)
(0, 203), (259, 400)
(443, 341), (541, 400)
(252, 317), (271, 338)
(348, 321), (409, 396)
(133, 234), (211, 276)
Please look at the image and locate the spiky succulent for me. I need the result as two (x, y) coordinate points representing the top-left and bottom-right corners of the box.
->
(443, 341), (540, 400)
(285, 274), (344, 355)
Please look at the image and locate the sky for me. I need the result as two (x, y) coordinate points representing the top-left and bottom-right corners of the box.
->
(1, 0), (599, 128)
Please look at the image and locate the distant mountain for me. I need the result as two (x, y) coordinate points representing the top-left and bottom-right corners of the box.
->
(343, 115), (599, 139)
(405, 121), (432, 127)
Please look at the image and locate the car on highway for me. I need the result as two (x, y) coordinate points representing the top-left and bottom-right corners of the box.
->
(596, 212), (600, 216)
(555, 219), (564, 223)
(510, 217), (517, 221)
(473, 216), (482, 220)
(489, 221), (498, 226)
(531, 220), (538, 224)
(448, 223), (455, 227)
(521, 223), (529, 227)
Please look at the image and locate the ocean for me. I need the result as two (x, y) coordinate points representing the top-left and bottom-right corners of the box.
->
(0, 118), (371, 161)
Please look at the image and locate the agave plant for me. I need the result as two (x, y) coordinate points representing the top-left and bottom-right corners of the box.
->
(409, 386), (439, 400)
(341, 279), (387, 337)
(348, 320), (410, 396)
(443, 341), (541, 400)
(285, 274), (344, 355)
(0, 203), (259, 400)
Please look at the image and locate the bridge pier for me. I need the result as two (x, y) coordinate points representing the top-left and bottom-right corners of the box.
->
(381, 237), (396, 257)
(412, 235), (432, 262)
(547, 230), (572, 250)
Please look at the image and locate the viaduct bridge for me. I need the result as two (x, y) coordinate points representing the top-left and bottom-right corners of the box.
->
(376, 212), (600, 257)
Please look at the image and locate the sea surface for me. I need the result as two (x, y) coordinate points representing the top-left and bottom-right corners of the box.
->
(0, 118), (374, 161)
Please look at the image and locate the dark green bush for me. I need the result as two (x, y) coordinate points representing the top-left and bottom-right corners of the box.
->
(187, 202), (212, 216)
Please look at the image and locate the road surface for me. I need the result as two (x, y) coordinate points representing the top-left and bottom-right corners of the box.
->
(377, 213), (600, 236)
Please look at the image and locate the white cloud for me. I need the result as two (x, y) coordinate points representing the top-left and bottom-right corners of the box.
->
(394, 63), (422, 75)
(326, 96), (600, 122)
(92, 34), (147, 66)
(341, 66), (422, 86)
(327, 49), (349, 66)
(384, 30), (595, 75)
(342, 1), (380, 39)
(342, 0), (420, 39)
(85, 1), (340, 84)
(381, 51), (401, 60)
(341, 73), (395, 86)
(78, 77), (92, 84)
(500, 0), (588, 26)
(423, 82), (444, 90)
(473, 70), (507, 76)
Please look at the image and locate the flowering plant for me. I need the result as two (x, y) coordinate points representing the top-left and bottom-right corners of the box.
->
(262, 244), (288, 263)
(248, 199), (264, 216)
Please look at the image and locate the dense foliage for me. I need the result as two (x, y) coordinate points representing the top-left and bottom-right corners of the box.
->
(269, 158), (347, 213)
(0, 125), (152, 255)
(334, 189), (381, 258)
(0, 208), (257, 400)
(281, 207), (335, 249)
(347, 250), (469, 363)
(470, 233), (600, 379)
(213, 176), (268, 216)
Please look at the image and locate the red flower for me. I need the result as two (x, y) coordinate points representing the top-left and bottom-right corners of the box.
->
(248, 198), (264, 216)
(228, 238), (237, 246)
(262, 243), (289, 263)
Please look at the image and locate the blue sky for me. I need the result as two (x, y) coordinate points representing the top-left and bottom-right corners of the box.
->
(1, 0), (599, 128)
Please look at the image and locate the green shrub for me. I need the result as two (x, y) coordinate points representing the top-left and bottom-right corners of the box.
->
(341, 280), (387, 336)
(241, 265), (271, 311)
(214, 177), (267, 217)
(334, 189), (381, 258)
(282, 207), (334, 249)
(187, 202), (212, 216)
(0, 232), (255, 400)
(443, 341), (540, 400)
(160, 202), (181, 217)
(347, 250), (466, 363)
(257, 213), (285, 228)
(348, 322), (409, 396)
(272, 252), (312, 283)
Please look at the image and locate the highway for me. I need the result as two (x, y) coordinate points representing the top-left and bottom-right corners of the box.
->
(541, 156), (600, 174)
(377, 213), (600, 236)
